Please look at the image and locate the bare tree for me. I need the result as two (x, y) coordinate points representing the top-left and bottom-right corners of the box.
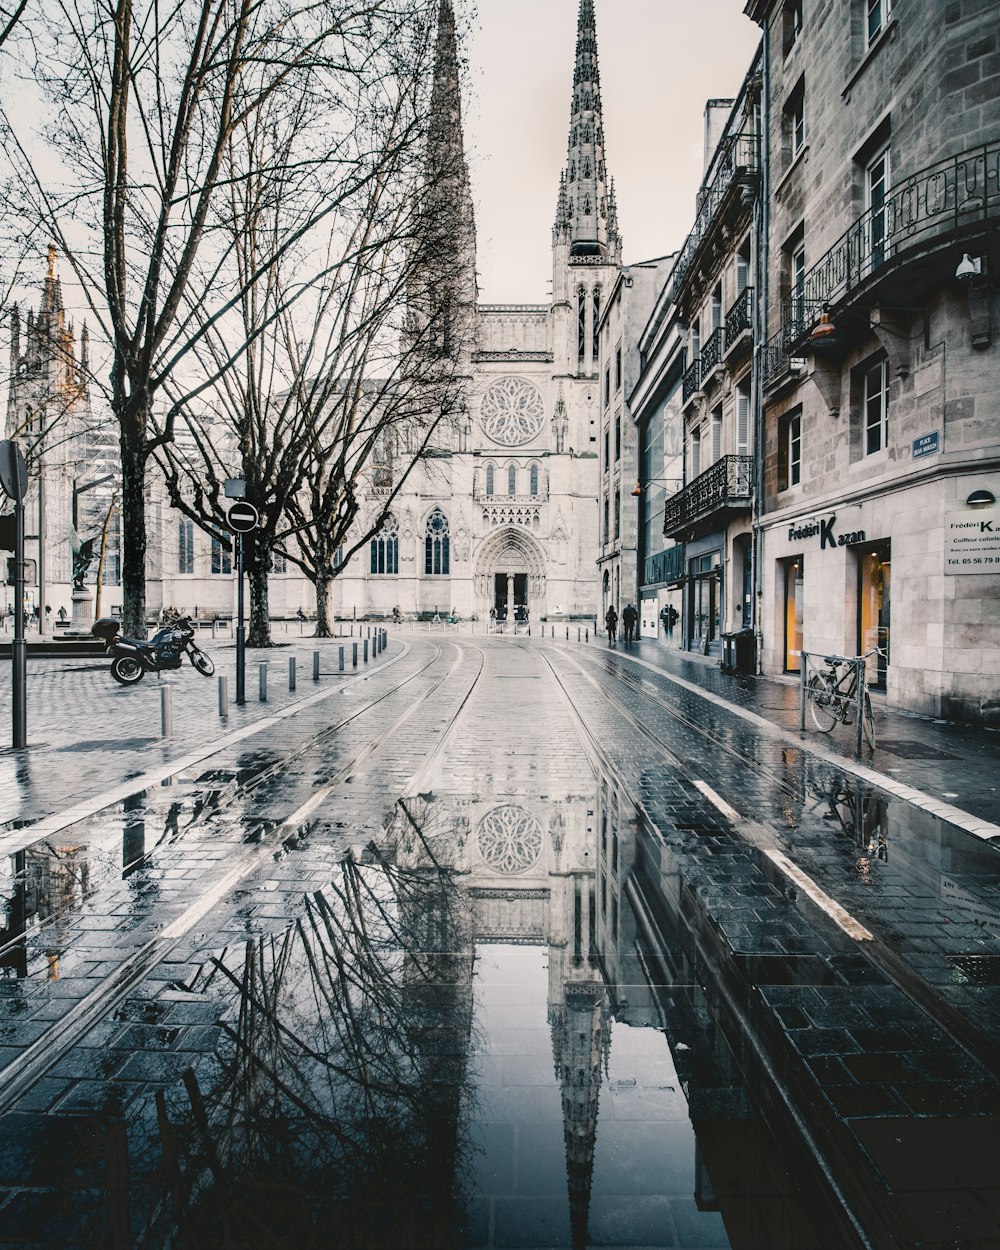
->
(1, 0), (431, 636)
(150, 0), (471, 642)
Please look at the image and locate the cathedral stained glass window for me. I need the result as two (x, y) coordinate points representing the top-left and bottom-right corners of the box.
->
(370, 514), (398, 575)
(425, 509), (450, 575)
(479, 377), (545, 447)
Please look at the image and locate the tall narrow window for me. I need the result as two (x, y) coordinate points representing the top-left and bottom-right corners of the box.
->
(273, 550), (288, 574)
(690, 318), (701, 361)
(603, 495), (609, 544)
(613, 489), (620, 540)
(530, 463), (539, 496)
(867, 0), (891, 46)
(783, 0), (803, 54)
(485, 464), (494, 496)
(711, 283), (723, 330)
(578, 287), (587, 366)
(211, 533), (231, 575)
(508, 464), (517, 496)
(690, 426), (702, 480)
(786, 78), (805, 160)
(867, 148), (890, 272)
(178, 519), (194, 574)
(736, 237), (751, 294)
(779, 407), (803, 489)
(791, 242), (806, 330)
(737, 381), (752, 456)
(614, 344), (622, 391)
(425, 509), (450, 575)
(592, 284), (601, 365)
(864, 357), (889, 454)
(614, 413), (621, 462)
(710, 406), (722, 464)
(604, 366), (611, 409)
(370, 514), (399, 575)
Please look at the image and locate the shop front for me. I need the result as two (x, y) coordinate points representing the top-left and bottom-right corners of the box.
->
(686, 546), (722, 655)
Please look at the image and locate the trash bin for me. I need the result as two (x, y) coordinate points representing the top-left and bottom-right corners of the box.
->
(734, 628), (756, 675)
(720, 633), (736, 674)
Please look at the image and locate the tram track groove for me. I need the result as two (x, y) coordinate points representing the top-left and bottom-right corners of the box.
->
(0, 641), (488, 1116)
(542, 643), (1000, 1081)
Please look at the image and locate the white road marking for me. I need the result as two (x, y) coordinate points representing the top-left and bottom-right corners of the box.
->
(764, 848), (874, 941)
(693, 779), (742, 824)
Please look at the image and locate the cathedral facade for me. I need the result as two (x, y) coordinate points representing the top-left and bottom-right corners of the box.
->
(336, 0), (620, 624)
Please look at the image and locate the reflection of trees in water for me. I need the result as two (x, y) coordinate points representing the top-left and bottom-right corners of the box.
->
(140, 803), (477, 1249)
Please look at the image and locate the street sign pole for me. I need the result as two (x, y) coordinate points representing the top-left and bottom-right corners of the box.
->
(236, 531), (246, 705)
(12, 497), (26, 748)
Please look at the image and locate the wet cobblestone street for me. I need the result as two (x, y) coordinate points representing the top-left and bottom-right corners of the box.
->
(0, 632), (999, 1248)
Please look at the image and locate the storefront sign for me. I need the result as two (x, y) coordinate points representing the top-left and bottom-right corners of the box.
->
(945, 510), (1000, 574)
(912, 431), (940, 459)
(787, 513), (865, 549)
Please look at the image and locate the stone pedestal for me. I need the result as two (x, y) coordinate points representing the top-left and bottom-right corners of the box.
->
(71, 585), (94, 630)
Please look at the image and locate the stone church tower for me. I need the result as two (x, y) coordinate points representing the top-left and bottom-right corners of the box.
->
(336, 0), (622, 622)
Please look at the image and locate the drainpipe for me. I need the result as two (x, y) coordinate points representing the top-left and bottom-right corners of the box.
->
(752, 36), (769, 675)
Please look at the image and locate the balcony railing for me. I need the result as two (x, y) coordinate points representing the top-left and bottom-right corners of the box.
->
(700, 326), (725, 376)
(791, 140), (1000, 329)
(725, 286), (753, 344)
(663, 455), (753, 537)
(671, 134), (760, 296)
(682, 358), (702, 402)
(762, 329), (806, 390)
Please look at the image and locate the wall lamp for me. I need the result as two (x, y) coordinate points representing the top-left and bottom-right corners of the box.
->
(631, 478), (684, 497)
(956, 253), (991, 348)
(956, 253), (983, 281)
(966, 489), (996, 507)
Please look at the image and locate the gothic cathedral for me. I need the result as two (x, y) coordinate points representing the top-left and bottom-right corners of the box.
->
(336, 0), (622, 623)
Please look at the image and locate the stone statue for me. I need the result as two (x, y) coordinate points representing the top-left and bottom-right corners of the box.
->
(71, 537), (95, 590)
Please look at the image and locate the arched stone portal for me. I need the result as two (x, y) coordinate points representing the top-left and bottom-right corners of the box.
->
(473, 526), (547, 622)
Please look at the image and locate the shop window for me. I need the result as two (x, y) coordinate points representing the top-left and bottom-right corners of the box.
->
(370, 514), (399, 575)
(210, 533), (231, 575)
(778, 406), (802, 490)
(178, 518), (194, 574)
(783, 556), (805, 672)
(425, 509), (450, 575)
(858, 540), (891, 688)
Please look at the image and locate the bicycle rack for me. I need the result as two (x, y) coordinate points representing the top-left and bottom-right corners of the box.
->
(800, 649), (870, 756)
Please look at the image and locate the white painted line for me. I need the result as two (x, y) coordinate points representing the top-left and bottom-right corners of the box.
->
(764, 848), (875, 942)
(693, 779), (742, 825)
(0, 646), (409, 860)
(600, 649), (1000, 845)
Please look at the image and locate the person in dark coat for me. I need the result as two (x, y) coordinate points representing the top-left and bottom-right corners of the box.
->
(604, 604), (618, 645)
(622, 603), (638, 643)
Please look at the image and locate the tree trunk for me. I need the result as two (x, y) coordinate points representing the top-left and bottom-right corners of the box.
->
(119, 413), (148, 638)
(314, 569), (333, 638)
(247, 540), (272, 648)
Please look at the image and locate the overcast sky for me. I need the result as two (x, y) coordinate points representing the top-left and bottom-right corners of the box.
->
(464, 0), (761, 303)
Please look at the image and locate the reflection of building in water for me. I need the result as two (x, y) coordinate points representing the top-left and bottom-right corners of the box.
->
(393, 788), (607, 1247)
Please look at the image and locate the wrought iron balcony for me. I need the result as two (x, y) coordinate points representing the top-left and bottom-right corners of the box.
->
(700, 326), (725, 378)
(671, 133), (760, 296)
(762, 329), (807, 390)
(663, 455), (753, 538)
(724, 286), (753, 347)
(787, 140), (1000, 337)
(682, 358), (701, 402)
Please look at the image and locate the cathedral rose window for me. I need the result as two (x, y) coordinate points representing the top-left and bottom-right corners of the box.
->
(479, 377), (545, 447)
(477, 805), (543, 874)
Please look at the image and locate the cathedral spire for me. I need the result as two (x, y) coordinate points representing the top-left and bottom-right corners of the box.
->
(558, 0), (620, 261)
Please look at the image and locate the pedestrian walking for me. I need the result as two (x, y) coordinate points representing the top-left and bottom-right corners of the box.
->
(622, 603), (637, 643)
(604, 604), (618, 645)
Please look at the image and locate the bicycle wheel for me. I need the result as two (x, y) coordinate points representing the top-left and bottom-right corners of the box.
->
(808, 673), (838, 732)
(862, 691), (877, 749)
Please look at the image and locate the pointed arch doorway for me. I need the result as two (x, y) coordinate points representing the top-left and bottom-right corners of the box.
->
(474, 526), (547, 623)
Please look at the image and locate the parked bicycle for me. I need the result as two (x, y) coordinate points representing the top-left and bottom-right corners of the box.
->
(806, 647), (884, 749)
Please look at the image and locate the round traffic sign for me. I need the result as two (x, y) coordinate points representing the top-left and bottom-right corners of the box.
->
(0, 440), (28, 504)
(227, 501), (260, 533)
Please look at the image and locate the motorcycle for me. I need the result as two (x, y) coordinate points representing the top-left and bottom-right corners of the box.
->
(92, 612), (216, 685)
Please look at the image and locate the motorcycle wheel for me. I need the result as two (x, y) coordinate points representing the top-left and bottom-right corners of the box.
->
(111, 656), (145, 685)
(189, 647), (215, 677)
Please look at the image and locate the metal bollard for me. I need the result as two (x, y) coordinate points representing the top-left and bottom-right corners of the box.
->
(363, 639), (369, 662)
(586, 628), (589, 642)
(211, 620), (218, 640)
(217, 676), (228, 719)
(566, 626), (569, 641)
(259, 663), (267, 701)
(313, 650), (320, 681)
(339, 645), (344, 671)
(352, 642), (358, 667)
(289, 658), (296, 691)
(161, 686), (173, 737)
(577, 627), (581, 642)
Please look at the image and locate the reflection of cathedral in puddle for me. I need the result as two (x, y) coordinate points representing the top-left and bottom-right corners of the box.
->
(389, 786), (607, 1245)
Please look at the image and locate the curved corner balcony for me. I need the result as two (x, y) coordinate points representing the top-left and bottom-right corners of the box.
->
(781, 140), (1000, 348)
(663, 455), (753, 540)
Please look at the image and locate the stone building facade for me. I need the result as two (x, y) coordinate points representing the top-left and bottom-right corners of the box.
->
(747, 0), (1000, 721)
